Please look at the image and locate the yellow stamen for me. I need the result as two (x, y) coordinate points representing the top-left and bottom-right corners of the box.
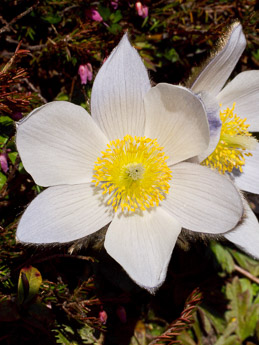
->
(92, 135), (172, 212)
(202, 103), (257, 174)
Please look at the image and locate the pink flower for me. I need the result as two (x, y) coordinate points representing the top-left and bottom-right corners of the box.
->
(86, 63), (93, 81)
(86, 9), (103, 22)
(111, 0), (118, 9)
(99, 309), (108, 324)
(78, 63), (93, 85)
(0, 152), (8, 173)
(135, 2), (148, 18)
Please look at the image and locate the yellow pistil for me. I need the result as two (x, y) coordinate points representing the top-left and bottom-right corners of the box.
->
(202, 103), (257, 174)
(92, 135), (172, 213)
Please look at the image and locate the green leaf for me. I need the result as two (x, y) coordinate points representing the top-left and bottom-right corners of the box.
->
(26, 27), (36, 40)
(0, 171), (7, 190)
(177, 330), (197, 345)
(210, 242), (235, 273)
(150, 18), (160, 31)
(214, 321), (237, 345)
(199, 306), (225, 333)
(0, 117), (14, 143)
(42, 14), (62, 24)
(55, 325), (75, 345)
(164, 48), (180, 63)
(108, 23), (122, 34)
(110, 10), (122, 24)
(215, 335), (240, 345)
(190, 313), (203, 342)
(55, 324), (97, 344)
(0, 135), (8, 145)
(18, 266), (42, 305)
(197, 308), (213, 335)
(252, 49), (259, 61)
(55, 92), (69, 101)
(230, 249), (259, 276)
(8, 152), (18, 164)
(141, 16), (149, 27)
(225, 277), (259, 341)
(0, 116), (13, 125)
(97, 5), (110, 21)
(134, 41), (153, 49)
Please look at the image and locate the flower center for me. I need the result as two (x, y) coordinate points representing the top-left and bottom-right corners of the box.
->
(202, 103), (257, 174)
(92, 135), (172, 212)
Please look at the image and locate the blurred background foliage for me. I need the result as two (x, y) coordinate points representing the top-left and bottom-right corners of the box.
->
(0, 0), (259, 344)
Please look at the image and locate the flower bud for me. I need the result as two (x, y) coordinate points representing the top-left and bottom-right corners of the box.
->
(86, 63), (93, 81)
(135, 2), (149, 18)
(99, 309), (108, 324)
(86, 9), (103, 22)
(0, 153), (8, 173)
(78, 63), (93, 85)
(111, 0), (118, 9)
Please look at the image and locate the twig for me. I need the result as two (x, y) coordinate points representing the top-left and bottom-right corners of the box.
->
(0, 15), (16, 33)
(234, 264), (259, 285)
(33, 253), (95, 264)
(69, 76), (76, 102)
(5, 36), (48, 51)
(0, 254), (94, 282)
(0, 2), (39, 35)
(1, 41), (30, 72)
(23, 78), (48, 104)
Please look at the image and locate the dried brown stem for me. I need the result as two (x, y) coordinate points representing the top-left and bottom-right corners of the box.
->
(0, 2), (39, 35)
(5, 36), (48, 52)
(234, 264), (259, 285)
(23, 78), (48, 104)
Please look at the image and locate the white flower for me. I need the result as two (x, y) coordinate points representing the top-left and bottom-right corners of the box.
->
(188, 22), (259, 258)
(16, 34), (243, 291)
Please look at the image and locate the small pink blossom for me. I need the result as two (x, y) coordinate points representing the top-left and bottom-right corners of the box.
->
(111, 0), (118, 9)
(99, 309), (108, 324)
(86, 63), (93, 81)
(46, 301), (52, 309)
(86, 9), (103, 22)
(0, 153), (8, 173)
(135, 2), (149, 18)
(78, 63), (93, 85)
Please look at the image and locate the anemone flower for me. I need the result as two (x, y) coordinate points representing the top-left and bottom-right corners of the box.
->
(16, 34), (243, 291)
(187, 22), (259, 258)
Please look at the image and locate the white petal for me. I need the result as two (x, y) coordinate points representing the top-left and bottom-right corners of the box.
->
(191, 23), (246, 96)
(197, 91), (221, 162)
(232, 142), (259, 194)
(224, 199), (259, 259)
(16, 101), (108, 187)
(144, 83), (210, 166)
(217, 70), (259, 132)
(16, 183), (113, 243)
(104, 208), (181, 290)
(161, 162), (243, 233)
(91, 34), (151, 140)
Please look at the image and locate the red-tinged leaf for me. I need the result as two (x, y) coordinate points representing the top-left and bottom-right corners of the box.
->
(18, 266), (42, 305)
